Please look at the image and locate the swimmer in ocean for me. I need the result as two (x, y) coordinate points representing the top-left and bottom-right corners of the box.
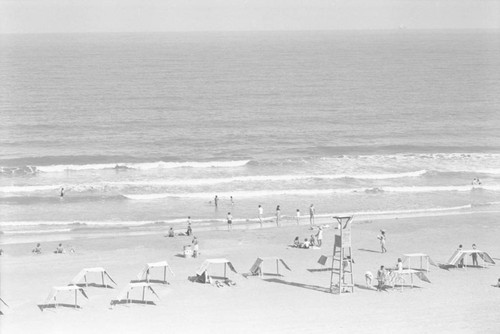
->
(60, 187), (64, 197)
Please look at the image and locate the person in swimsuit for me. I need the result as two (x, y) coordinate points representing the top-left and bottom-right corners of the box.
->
(227, 212), (233, 231)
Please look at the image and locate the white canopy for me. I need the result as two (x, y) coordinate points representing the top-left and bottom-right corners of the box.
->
(402, 253), (438, 272)
(447, 250), (495, 268)
(112, 282), (160, 307)
(249, 257), (291, 277)
(70, 267), (117, 287)
(387, 269), (431, 291)
(195, 258), (237, 283)
(136, 261), (175, 283)
(41, 285), (88, 310)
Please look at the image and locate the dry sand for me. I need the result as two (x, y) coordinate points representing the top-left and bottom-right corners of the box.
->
(1, 212), (499, 334)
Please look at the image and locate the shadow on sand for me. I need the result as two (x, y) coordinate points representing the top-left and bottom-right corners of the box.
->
(264, 278), (331, 294)
(38, 303), (82, 312)
(110, 300), (156, 307)
(357, 248), (381, 254)
(72, 283), (115, 289)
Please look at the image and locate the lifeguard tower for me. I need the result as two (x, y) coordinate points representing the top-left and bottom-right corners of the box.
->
(330, 216), (354, 294)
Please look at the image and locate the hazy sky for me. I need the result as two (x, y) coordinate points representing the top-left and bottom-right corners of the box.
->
(1, 0), (499, 34)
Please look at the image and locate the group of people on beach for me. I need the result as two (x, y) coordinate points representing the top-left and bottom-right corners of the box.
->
(31, 242), (72, 254)
(291, 227), (323, 249)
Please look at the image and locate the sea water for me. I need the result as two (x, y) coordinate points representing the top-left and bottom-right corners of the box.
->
(1, 31), (499, 238)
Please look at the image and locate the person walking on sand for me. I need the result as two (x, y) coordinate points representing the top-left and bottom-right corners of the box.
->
(378, 230), (387, 253)
(258, 205), (264, 227)
(316, 226), (323, 247)
(275, 205), (281, 227)
(296, 209), (301, 225)
(309, 204), (315, 227)
(227, 212), (233, 231)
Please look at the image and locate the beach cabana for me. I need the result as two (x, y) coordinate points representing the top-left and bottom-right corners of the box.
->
(402, 253), (437, 272)
(387, 269), (431, 291)
(195, 258), (237, 284)
(110, 282), (160, 307)
(70, 267), (117, 288)
(135, 261), (175, 284)
(39, 286), (88, 311)
(249, 257), (291, 277)
(447, 249), (496, 269)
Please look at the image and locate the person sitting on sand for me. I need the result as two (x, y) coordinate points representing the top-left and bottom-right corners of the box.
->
(377, 265), (387, 291)
(293, 236), (300, 247)
(54, 243), (65, 254)
(168, 227), (175, 237)
(301, 238), (310, 249)
(32, 243), (42, 254)
(0, 249), (3, 256)
(186, 224), (192, 236)
(192, 237), (199, 258)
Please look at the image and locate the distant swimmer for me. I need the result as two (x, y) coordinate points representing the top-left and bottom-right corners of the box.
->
(60, 187), (64, 198)
(472, 178), (482, 186)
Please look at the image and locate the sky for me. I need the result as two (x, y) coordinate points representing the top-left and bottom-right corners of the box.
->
(0, 0), (499, 34)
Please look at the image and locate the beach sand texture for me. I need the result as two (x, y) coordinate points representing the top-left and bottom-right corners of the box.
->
(1, 213), (499, 334)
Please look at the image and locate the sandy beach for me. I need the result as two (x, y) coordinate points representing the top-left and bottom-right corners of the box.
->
(1, 211), (499, 334)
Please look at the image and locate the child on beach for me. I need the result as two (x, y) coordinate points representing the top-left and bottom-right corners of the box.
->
(301, 238), (311, 249)
(227, 212), (233, 231)
(396, 258), (403, 271)
(365, 271), (374, 288)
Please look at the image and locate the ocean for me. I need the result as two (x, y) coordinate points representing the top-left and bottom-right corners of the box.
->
(1, 30), (499, 241)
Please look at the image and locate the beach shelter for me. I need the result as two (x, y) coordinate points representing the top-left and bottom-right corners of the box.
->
(70, 267), (117, 287)
(0, 297), (8, 315)
(387, 269), (431, 291)
(249, 257), (291, 277)
(136, 261), (175, 284)
(402, 253), (438, 272)
(111, 282), (160, 307)
(447, 249), (496, 269)
(39, 286), (88, 311)
(195, 258), (237, 284)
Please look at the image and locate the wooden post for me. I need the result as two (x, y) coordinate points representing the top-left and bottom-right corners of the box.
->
(142, 286), (145, 302)
(75, 289), (78, 308)
(224, 263), (227, 278)
(101, 272), (105, 286)
(164, 266), (167, 283)
(276, 259), (280, 276)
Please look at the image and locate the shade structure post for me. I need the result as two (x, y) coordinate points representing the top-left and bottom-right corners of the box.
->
(126, 291), (130, 304)
(163, 266), (167, 283)
(142, 286), (145, 302)
(75, 289), (77, 308)
(101, 272), (105, 286)
(276, 259), (279, 276)
(84, 274), (88, 287)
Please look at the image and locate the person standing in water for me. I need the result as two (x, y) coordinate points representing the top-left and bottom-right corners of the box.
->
(227, 212), (233, 231)
(230, 196), (234, 206)
(296, 209), (301, 225)
(60, 187), (64, 198)
(275, 205), (281, 227)
(309, 204), (315, 227)
(214, 195), (218, 207)
(258, 205), (264, 227)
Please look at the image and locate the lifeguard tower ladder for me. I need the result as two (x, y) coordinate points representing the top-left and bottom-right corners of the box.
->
(330, 216), (354, 294)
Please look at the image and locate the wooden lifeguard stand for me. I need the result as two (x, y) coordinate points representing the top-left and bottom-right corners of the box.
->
(330, 216), (354, 294)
